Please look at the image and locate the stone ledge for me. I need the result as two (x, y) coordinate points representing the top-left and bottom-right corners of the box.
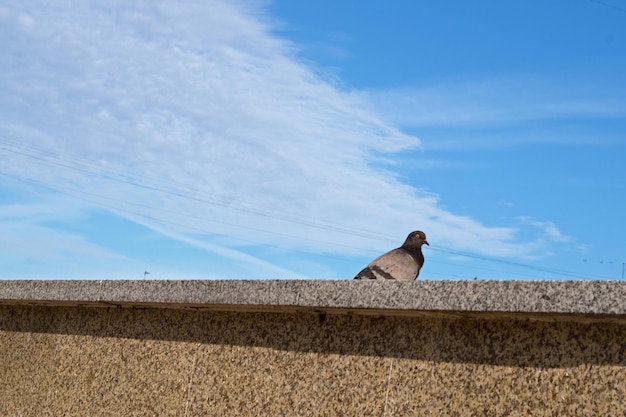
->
(1, 280), (625, 322)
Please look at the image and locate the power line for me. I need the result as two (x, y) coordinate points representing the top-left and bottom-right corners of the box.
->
(589, 0), (626, 14)
(0, 139), (615, 279)
(0, 171), (372, 265)
(2, 168), (611, 280)
(0, 138), (398, 242)
(429, 246), (614, 280)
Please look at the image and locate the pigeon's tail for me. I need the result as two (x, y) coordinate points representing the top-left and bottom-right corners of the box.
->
(354, 267), (378, 280)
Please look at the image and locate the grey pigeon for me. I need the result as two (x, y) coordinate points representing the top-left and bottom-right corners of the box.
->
(354, 231), (429, 280)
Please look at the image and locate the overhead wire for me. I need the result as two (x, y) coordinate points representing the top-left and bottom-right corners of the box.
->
(4, 167), (605, 279)
(0, 171), (376, 265)
(589, 0), (626, 14)
(0, 137), (398, 242)
(427, 246), (609, 279)
(0, 138), (614, 279)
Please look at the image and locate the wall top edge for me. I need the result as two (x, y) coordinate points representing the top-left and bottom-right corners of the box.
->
(0, 280), (625, 319)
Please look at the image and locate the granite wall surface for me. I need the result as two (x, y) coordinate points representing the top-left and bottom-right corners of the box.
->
(1, 280), (625, 416)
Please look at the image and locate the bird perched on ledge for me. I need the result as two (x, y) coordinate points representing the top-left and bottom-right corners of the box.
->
(354, 231), (429, 280)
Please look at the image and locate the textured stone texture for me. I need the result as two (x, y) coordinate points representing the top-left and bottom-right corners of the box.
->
(2, 280), (626, 318)
(1, 303), (625, 415)
(1, 280), (626, 415)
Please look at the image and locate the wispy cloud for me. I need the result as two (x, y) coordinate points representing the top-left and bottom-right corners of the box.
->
(0, 0), (577, 277)
(367, 76), (626, 132)
(0, 201), (114, 260)
(0, 195), (136, 278)
(517, 216), (572, 244)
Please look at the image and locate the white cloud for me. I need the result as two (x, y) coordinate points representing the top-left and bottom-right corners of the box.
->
(0, 0), (576, 277)
(367, 76), (626, 131)
(517, 216), (572, 243)
(0, 198), (130, 278)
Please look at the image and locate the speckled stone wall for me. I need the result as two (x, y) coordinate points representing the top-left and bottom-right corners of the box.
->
(1, 304), (625, 416)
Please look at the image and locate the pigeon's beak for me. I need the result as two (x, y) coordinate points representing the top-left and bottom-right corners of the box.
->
(424, 239), (429, 246)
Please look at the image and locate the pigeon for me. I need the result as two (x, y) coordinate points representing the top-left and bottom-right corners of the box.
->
(354, 231), (429, 280)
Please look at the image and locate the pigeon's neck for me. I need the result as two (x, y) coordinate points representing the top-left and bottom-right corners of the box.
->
(402, 244), (425, 265)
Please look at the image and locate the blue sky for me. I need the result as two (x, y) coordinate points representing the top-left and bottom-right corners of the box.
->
(0, 0), (624, 280)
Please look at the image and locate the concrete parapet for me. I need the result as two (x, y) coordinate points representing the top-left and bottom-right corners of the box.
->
(2, 279), (626, 318)
(1, 280), (625, 415)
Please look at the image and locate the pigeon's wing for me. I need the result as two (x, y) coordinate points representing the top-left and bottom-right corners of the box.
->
(355, 249), (419, 280)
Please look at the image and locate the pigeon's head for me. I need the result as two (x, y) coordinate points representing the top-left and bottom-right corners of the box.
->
(403, 230), (429, 247)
